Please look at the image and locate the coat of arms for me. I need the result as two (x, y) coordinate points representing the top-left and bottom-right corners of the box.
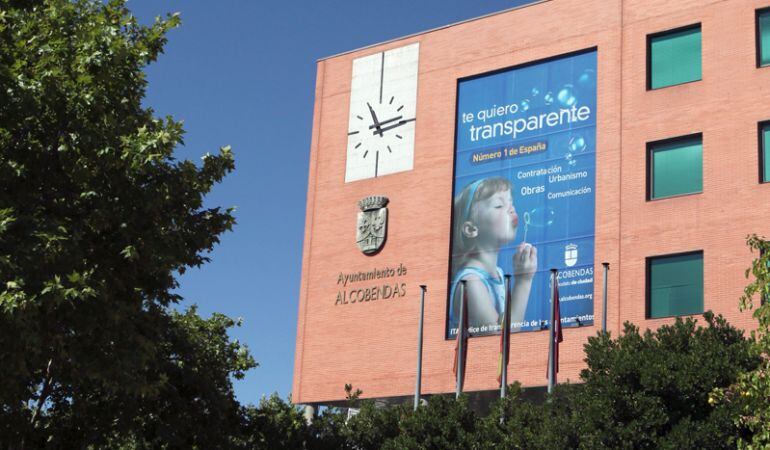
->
(564, 243), (578, 267)
(356, 196), (389, 255)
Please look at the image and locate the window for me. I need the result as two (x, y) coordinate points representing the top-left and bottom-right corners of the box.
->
(761, 121), (770, 183)
(758, 8), (770, 67)
(647, 251), (704, 318)
(648, 134), (703, 200)
(648, 25), (702, 89)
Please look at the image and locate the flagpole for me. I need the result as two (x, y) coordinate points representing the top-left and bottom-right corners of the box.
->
(414, 285), (427, 411)
(500, 275), (512, 399)
(601, 262), (610, 333)
(456, 280), (467, 400)
(547, 268), (557, 394)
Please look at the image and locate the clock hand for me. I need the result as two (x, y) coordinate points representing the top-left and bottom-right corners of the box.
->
(368, 115), (402, 130)
(367, 102), (382, 127)
(373, 118), (415, 135)
(367, 102), (385, 138)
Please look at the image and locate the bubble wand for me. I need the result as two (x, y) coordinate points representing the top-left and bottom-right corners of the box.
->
(522, 211), (530, 244)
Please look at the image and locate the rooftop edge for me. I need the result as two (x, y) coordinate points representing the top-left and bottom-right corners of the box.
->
(317, 0), (551, 62)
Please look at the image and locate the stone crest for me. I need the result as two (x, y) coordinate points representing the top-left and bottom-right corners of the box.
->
(356, 196), (389, 255)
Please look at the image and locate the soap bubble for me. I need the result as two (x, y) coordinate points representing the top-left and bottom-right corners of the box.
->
(522, 211), (531, 242)
(569, 136), (587, 153)
(544, 91), (554, 106)
(578, 69), (596, 90)
(526, 207), (556, 228)
(557, 85), (576, 107)
(520, 99), (530, 112)
(531, 87), (540, 97)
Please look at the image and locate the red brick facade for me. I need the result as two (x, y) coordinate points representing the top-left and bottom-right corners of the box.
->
(293, 0), (768, 404)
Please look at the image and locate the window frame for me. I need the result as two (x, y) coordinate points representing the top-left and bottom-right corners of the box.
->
(756, 7), (770, 68)
(646, 132), (704, 201)
(646, 23), (703, 90)
(760, 120), (770, 184)
(645, 250), (704, 319)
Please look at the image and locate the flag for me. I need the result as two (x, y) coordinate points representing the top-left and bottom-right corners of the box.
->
(551, 279), (564, 383)
(452, 287), (469, 388)
(497, 276), (512, 386)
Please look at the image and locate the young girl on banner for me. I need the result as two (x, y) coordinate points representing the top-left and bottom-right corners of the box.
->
(449, 177), (537, 335)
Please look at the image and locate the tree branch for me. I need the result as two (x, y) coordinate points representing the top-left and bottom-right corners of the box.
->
(29, 358), (54, 428)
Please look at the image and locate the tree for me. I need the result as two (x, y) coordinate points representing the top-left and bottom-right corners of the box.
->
(571, 312), (757, 449)
(343, 400), (402, 450)
(304, 384), (396, 450)
(480, 383), (578, 450)
(481, 313), (758, 450)
(711, 234), (770, 449)
(213, 313), (757, 449)
(240, 395), (310, 450)
(380, 394), (479, 450)
(105, 307), (256, 449)
(0, 0), (253, 447)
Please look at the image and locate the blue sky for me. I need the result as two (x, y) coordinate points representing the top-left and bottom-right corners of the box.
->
(129, 0), (533, 405)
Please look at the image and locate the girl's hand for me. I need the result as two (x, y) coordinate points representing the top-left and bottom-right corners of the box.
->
(513, 242), (537, 281)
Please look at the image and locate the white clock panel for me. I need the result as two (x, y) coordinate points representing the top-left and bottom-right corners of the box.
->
(345, 43), (419, 182)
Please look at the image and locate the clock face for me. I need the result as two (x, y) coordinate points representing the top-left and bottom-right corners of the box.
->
(345, 43), (419, 182)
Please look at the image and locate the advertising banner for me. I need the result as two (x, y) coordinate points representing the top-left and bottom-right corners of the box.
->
(447, 50), (597, 338)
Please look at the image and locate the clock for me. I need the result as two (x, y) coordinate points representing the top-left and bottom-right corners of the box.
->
(345, 43), (419, 182)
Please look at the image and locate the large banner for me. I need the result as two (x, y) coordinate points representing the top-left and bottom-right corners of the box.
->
(447, 50), (596, 338)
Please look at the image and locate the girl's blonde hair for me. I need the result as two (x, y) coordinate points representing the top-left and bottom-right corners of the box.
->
(452, 177), (512, 259)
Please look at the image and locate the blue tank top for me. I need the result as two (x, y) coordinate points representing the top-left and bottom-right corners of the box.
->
(449, 266), (505, 326)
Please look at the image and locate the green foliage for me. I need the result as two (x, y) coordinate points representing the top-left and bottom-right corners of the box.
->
(711, 234), (770, 449)
(228, 312), (758, 449)
(343, 400), (402, 450)
(570, 313), (757, 449)
(476, 313), (756, 450)
(111, 307), (256, 448)
(306, 407), (351, 450)
(381, 395), (478, 450)
(0, 0), (251, 447)
(241, 395), (310, 450)
(480, 383), (578, 450)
